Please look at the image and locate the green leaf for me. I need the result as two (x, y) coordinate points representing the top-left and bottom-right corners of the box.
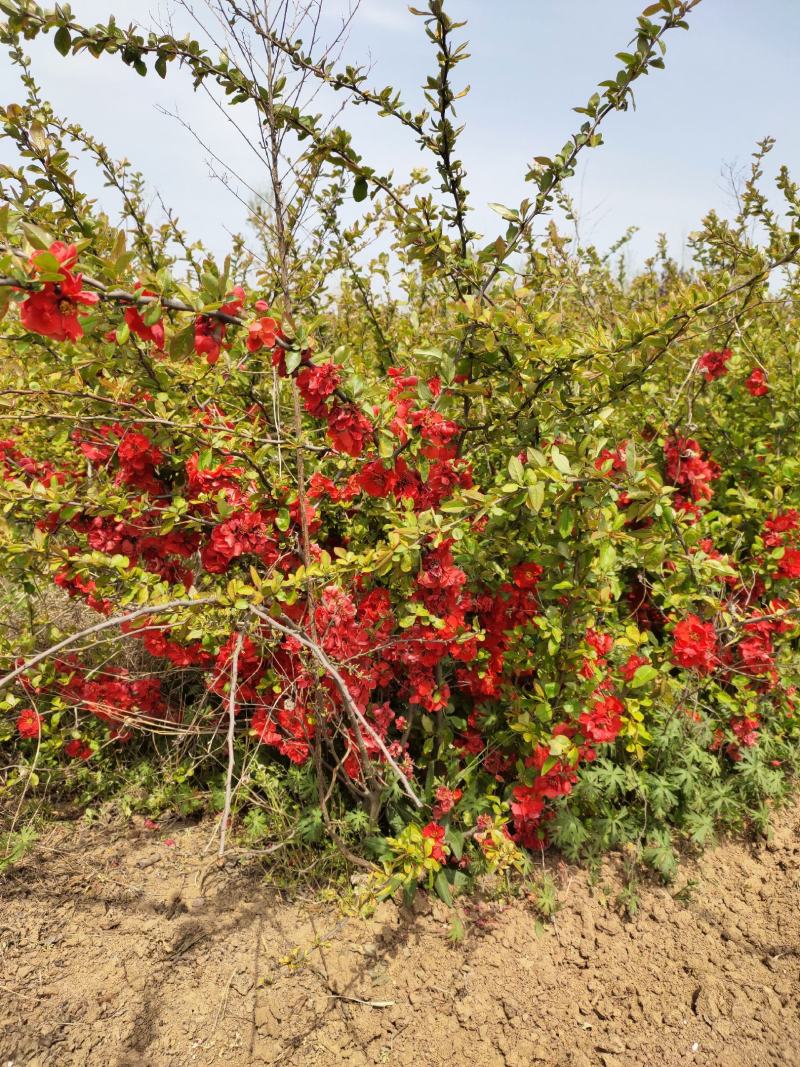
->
(551, 447), (571, 475)
(446, 828), (464, 861)
(353, 175), (368, 202)
(508, 455), (525, 484)
(21, 221), (53, 250)
(275, 508), (291, 532)
(284, 348), (303, 375)
(54, 25), (72, 56)
(30, 251), (61, 273)
(549, 734), (571, 756)
(630, 664), (658, 688)
(488, 202), (518, 222)
(541, 755), (560, 775)
(527, 482), (545, 512)
(434, 869), (453, 906)
(28, 121), (47, 152)
(597, 543), (617, 571)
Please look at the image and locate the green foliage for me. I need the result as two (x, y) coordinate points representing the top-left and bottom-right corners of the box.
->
(0, 824), (37, 873)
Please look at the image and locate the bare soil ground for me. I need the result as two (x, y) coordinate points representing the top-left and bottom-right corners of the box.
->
(1, 805), (798, 1067)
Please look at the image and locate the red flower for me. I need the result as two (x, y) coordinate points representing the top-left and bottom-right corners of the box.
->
(326, 403), (373, 457)
(252, 708), (282, 745)
(672, 614), (718, 673)
(737, 633), (774, 676)
(731, 714), (760, 748)
(115, 431), (164, 494)
(30, 241), (78, 273)
(621, 653), (648, 682)
(296, 362), (341, 416)
(698, 348), (732, 382)
(194, 286), (246, 364)
(745, 368), (768, 396)
(20, 245), (99, 342)
(357, 459), (397, 497)
(16, 708), (42, 739)
(422, 821), (447, 863)
(432, 786), (462, 820)
(511, 784), (545, 822)
(512, 561), (543, 589)
(307, 472), (342, 502)
(586, 628), (613, 658)
(124, 286), (165, 349)
(594, 441), (628, 473)
(64, 738), (92, 760)
(579, 695), (624, 744)
(664, 436), (719, 504)
(246, 315), (279, 354)
(764, 510), (800, 537)
(200, 511), (278, 574)
(777, 547), (800, 580)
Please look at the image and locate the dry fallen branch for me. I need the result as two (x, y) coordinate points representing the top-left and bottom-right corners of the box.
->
(248, 603), (423, 809)
(0, 596), (217, 692)
(218, 629), (244, 858)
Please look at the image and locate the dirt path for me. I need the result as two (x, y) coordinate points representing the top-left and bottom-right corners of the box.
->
(1, 805), (798, 1067)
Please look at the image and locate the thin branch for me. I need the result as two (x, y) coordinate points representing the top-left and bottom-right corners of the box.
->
(0, 597), (216, 692)
(218, 628), (244, 857)
(248, 604), (423, 808)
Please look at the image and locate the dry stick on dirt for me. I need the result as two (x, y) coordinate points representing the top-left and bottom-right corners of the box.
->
(0, 596), (216, 692)
(248, 603), (423, 809)
(218, 629), (245, 858)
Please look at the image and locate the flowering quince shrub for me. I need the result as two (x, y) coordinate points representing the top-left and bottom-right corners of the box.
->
(1, 0), (800, 897)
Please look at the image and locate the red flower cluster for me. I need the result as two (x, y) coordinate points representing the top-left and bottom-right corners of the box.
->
(297, 362), (342, 416)
(54, 567), (112, 615)
(664, 435), (720, 516)
(118, 433), (165, 495)
(763, 510), (800, 580)
(672, 614), (718, 673)
(621, 653), (649, 682)
(251, 700), (313, 765)
(200, 510), (279, 574)
(698, 348), (732, 382)
(194, 287), (246, 364)
(326, 403), (374, 457)
(594, 440), (628, 474)
(124, 286), (165, 348)
(64, 738), (92, 760)
(16, 708), (42, 738)
(778, 549), (800, 580)
(432, 785), (462, 820)
(71, 424), (164, 496)
(745, 368), (768, 396)
(763, 509), (800, 547)
(579, 694), (624, 744)
(422, 821), (447, 863)
(123, 620), (213, 669)
(0, 437), (64, 488)
(59, 665), (165, 734)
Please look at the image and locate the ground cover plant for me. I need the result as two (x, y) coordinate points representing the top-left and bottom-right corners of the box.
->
(1, 0), (800, 901)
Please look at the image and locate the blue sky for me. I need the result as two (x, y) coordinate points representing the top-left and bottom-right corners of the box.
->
(1, 1), (798, 270)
